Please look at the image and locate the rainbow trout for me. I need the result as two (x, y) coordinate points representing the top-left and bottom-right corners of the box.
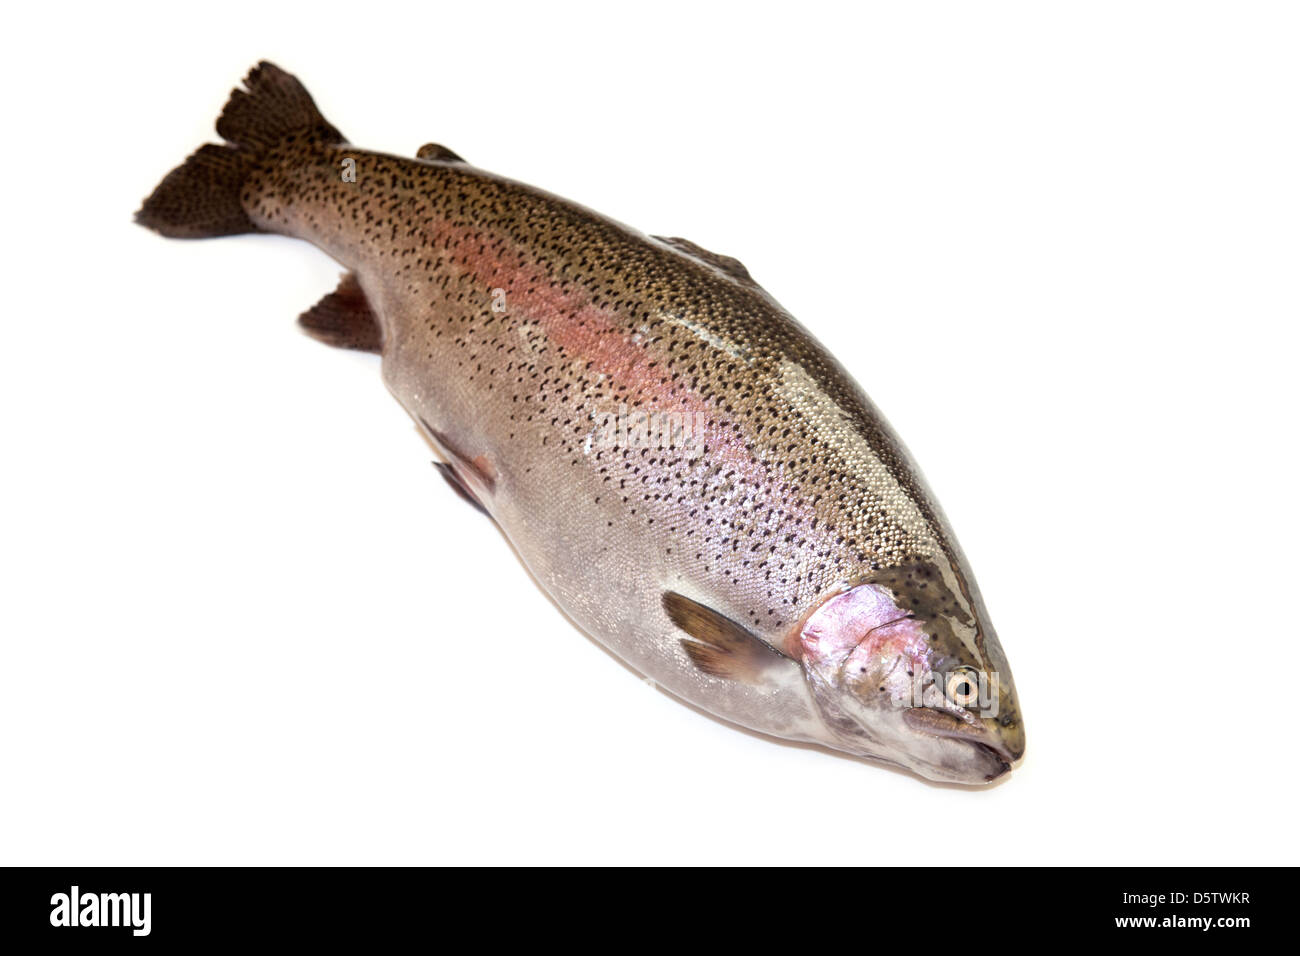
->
(138, 63), (1024, 783)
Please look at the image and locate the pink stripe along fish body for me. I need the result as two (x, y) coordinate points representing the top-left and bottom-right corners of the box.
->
(138, 63), (1024, 783)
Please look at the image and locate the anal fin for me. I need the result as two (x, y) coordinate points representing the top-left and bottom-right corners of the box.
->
(299, 273), (382, 353)
(663, 591), (790, 685)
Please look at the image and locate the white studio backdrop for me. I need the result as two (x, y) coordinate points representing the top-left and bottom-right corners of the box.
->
(0, 1), (1296, 864)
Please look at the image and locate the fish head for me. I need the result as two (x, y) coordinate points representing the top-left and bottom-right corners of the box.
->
(792, 560), (1024, 784)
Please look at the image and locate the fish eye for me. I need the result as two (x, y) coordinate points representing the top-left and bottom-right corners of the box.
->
(945, 670), (980, 707)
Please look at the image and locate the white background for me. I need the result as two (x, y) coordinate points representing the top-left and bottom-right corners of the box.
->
(1, 2), (1296, 865)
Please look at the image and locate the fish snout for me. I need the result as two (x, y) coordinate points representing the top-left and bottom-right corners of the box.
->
(991, 714), (1026, 765)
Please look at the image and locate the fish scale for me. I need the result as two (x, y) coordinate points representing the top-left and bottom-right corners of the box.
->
(138, 62), (1024, 783)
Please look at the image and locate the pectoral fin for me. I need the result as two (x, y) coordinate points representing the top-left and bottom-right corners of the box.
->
(663, 591), (790, 684)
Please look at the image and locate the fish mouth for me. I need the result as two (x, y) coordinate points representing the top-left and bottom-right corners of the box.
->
(903, 706), (1017, 782)
(968, 741), (1013, 781)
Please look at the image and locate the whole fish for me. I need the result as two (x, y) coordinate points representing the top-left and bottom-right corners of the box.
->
(138, 62), (1024, 783)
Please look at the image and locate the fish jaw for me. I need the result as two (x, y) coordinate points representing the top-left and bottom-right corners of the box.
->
(793, 577), (1025, 784)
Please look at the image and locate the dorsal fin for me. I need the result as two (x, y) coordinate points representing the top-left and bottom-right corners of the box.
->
(653, 236), (754, 285)
(663, 591), (790, 684)
(416, 143), (465, 163)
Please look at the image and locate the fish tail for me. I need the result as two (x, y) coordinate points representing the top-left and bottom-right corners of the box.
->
(135, 61), (344, 238)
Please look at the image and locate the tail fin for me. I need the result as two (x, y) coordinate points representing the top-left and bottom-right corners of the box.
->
(135, 62), (345, 238)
